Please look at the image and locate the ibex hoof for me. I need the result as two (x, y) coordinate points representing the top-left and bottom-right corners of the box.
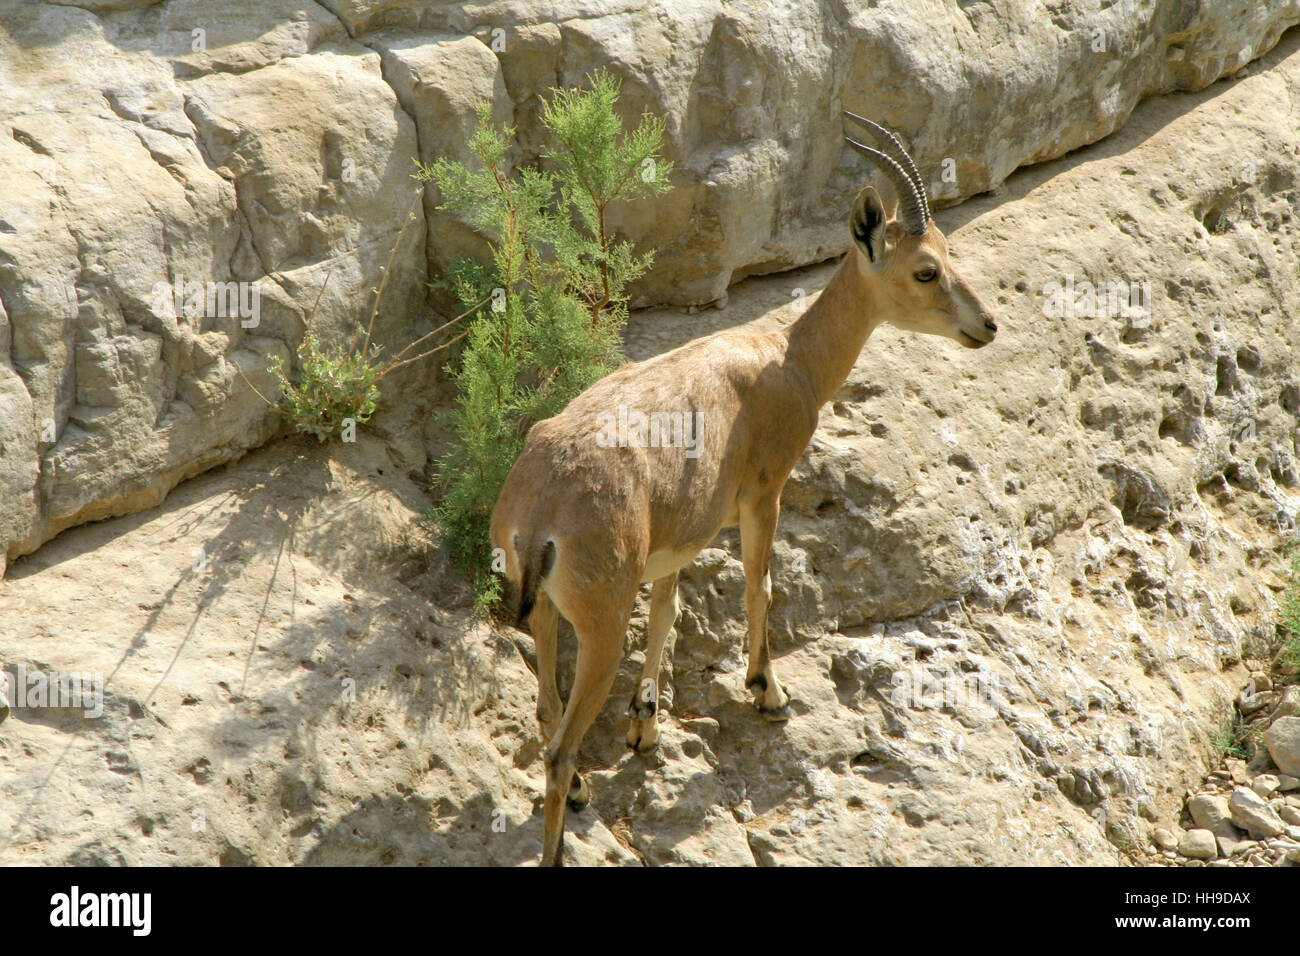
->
(566, 773), (591, 812)
(626, 719), (661, 754)
(755, 682), (793, 722)
(758, 702), (792, 723)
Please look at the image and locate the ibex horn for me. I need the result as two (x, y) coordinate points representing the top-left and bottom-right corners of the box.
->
(842, 111), (931, 235)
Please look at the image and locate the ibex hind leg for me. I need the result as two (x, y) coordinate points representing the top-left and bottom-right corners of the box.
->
(626, 572), (679, 754)
(539, 596), (631, 867)
(529, 589), (562, 746)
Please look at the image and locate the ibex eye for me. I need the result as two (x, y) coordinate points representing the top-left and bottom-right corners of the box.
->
(914, 268), (937, 282)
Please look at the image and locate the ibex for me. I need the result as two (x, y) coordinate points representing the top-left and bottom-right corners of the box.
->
(490, 113), (999, 865)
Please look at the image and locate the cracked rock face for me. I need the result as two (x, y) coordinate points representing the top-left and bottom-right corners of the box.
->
(0, 0), (427, 572)
(317, 0), (1300, 305)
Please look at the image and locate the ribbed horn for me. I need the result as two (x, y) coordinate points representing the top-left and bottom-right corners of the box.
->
(842, 111), (931, 234)
(844, 137), (928, 236)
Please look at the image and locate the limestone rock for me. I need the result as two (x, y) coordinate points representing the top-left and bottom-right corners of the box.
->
(1253, 774), (1281, 798)
(1269, 687), (1300, 725)
(0, 0), (429, 566)
(1179, 829), (1218, 860)
(1265, 718), (1300, 778)
(1216, 833), (1253, 857)
(310, 0), (1300, 305)
(1188, 793), (1238, 839)
(1229, 787), (1286, 839)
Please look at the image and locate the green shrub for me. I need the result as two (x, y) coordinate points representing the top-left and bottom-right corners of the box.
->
(1210, 712), (1250, 760)
(417, 70), (673, 608)
(265, 196), (479, 442)
(269, 332), (380, 441)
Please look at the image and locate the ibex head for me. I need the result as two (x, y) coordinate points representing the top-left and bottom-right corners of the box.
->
(842, 111), (998, 349)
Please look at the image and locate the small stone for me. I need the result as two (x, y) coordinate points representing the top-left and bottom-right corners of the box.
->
(1264, 716), (1300, 777)
(1153, 827), (1178, 850)
(1226, 759), (1250, 785)
(1229, 786), (1287, 839)
(1188, 793), (1238, 838)
(1217, 833), (1253, 857)
(1268, 687), (1300, 724)
(1178, 829), (1218, 860)
(1278, 775), (1300, 792)
(1254, 774), (1281, 798)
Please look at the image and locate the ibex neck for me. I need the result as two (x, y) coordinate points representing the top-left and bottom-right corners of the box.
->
(782, 256), (881, 409)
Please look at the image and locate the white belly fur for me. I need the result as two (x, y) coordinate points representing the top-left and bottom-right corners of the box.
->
(641, 546), (704, 583)
(642, 506), (739, 583)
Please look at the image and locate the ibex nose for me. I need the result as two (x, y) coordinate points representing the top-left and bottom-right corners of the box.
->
(984, 320), (998, 334)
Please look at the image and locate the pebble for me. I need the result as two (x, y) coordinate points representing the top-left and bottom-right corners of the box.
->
(1268, 687), (1300, 724)
(1178, 829), (1218, 860)
(1216, 834), (1252, 857)
(1153, 828), (1178, 850)
(1188, 793), (1238, 838)
(1230, 786), (1287, 839)
(1253, 774), (1280, 798)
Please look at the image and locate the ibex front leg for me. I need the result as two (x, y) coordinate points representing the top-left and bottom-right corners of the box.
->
(740, 497), (791, 719)
(627, 572), (679, 754)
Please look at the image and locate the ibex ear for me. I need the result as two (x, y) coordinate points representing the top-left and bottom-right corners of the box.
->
(850, 187), (891, 265)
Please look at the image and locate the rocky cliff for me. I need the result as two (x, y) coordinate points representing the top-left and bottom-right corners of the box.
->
(1, 2), (1299, 866)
